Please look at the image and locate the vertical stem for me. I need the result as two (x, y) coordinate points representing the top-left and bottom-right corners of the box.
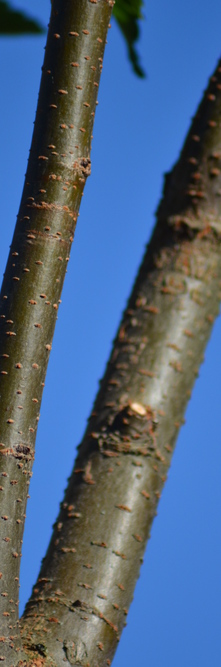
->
(21, 59), (221, 666)
(0, 1), (113, 663)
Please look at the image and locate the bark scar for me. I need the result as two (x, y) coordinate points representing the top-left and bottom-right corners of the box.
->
(93, 403), (159, 457)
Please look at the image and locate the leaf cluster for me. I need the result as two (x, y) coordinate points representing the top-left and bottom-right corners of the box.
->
(113, 0), (145, 77)
(0, 0), (44, 35)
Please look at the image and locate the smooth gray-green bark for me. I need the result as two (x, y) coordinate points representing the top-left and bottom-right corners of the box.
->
(0, 1), (113, 664)
(1, 1), (221, 665)
(20, 60), (221, 666)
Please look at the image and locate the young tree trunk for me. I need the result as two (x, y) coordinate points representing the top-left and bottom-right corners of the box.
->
(0, 2), (221, 667)
(0, 1), (113, 664)
(22, 58), (221, 666)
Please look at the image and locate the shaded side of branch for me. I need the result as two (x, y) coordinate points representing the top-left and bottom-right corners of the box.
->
(21, 61), (221, 666)
(0, 1), (113, 663)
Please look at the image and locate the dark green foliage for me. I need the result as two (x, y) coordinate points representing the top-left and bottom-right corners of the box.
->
(0, 0), (44, 35)
(113, 0), (145, 77)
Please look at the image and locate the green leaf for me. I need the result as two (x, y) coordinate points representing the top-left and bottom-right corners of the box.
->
(0, 0), (45, 35)
(113, 0), (145, 78)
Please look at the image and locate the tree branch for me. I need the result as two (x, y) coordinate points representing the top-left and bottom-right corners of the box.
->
(20, 60), (221, 666)
(0, 1), (113, 663)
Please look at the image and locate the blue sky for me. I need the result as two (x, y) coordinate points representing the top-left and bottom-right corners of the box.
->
(1, 1), (221, 665)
